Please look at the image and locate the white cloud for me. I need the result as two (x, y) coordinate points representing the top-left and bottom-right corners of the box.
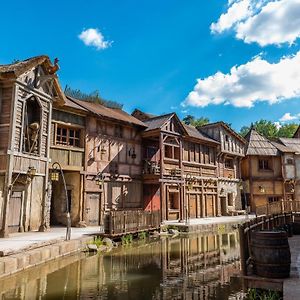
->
(279, 113), (300, 122)
(211, 0), (300, 46)
(183, 51), (300, 108)
(78, 28), (111, 50)
(210, 0), (252, 34)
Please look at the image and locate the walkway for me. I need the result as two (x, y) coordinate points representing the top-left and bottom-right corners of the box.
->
(284, 235), (300, 299)
(0, 226), (102, 256)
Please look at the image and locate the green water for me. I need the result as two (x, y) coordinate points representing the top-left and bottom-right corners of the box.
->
(0, 231), (244, 299)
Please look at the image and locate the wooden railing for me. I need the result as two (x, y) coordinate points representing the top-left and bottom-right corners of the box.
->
(255, 200), (300, 216)
(238, 212), (294, 276)
(104, 210), (161, 236)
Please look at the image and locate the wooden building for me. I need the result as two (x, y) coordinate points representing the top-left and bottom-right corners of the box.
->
(67, 98), (147, 227)
(0, 56), (65, 236)
(50, 97), (87, 227)
(133, 111), (220, 221)
(200, 122), (245, 215)
(241, 128), (296, 212)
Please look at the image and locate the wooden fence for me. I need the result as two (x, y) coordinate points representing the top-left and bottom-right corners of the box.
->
(104, 210), (161, 236)
(255, 200), (300, 216)
(238, 212), (294, 276)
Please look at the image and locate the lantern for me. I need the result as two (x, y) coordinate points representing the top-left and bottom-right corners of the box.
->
(27, 166), (37, 177)
(51, 169), (60, 181)
(259, 185), (265, 193)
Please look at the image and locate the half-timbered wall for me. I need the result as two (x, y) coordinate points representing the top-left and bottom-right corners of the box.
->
(85, 116), (143, 218)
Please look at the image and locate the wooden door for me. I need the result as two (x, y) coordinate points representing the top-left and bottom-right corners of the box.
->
(189, 194), (197, 218)
(7, 191), (23, 233)
(206, 195), (214, 217)
(85, 193), (101, 226)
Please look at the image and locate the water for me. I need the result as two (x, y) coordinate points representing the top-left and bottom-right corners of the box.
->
(0, 230), (244, 300)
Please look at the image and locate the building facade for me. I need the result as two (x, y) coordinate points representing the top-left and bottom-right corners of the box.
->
(200, 122), (245, 215)
(0, 56), (65, 236)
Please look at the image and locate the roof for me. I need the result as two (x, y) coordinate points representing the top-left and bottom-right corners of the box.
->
(0, 56), (49, 78)
(68, 97), (146, 127)
(200, 121), (246, 144)
(0, 55), (65, 105)
(131, 109), (156, 121)
(143, 113), (174, 131)
(245, 128), (280, 156)
(182, 124), (219, 144)
(279, 138), (300, 154)
(271, 141), (295, 153)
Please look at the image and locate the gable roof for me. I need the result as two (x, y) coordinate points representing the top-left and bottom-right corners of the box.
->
(244, 128), (280, 156)
(279, 138), (300, 154)
(200, 121), (246, 144)
(68, 97), (146, 127)
(0, 55), (65, 105)
(182, 123), (219, 145)
(143, 113), (189, 135)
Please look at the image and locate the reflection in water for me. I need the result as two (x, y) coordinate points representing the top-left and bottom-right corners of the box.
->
(0, 230), (244, 300)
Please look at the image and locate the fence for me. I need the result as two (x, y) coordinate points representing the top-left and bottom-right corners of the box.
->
(104, 210), (161, 236)
(238, 212), (294, 276)
(255, 200), (300, 216)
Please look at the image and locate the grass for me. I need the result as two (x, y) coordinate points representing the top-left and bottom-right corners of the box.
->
(246, 288), (282, 300)
(138, 231), (147, 240)
(121, 234), (133, 245)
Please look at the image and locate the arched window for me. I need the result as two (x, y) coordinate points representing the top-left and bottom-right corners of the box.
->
(23, 96), (41, 155)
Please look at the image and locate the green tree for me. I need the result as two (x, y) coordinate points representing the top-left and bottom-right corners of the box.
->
(239, 120), (299, 139)
(182, 115), (209, 127)
(182, 115), (195, 125)
(277, 123), (298, 138)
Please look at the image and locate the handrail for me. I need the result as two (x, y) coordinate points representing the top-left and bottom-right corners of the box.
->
(238, 212), (295, 276)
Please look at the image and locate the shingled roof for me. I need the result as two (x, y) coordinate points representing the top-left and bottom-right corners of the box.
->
(143, 113), (175, 131)
(245, 128), (280, 156)
(279, 138), (300, 154)
(68, 97), (146, 127)
(182, 124), (219, 144)
(0, 55), (65, 105)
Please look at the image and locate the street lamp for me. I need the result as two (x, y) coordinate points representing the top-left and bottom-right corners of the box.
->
(51, 162), (71, 241)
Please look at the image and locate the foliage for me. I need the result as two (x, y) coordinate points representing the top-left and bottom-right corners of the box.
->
(121, 234), (133, 245)
(182, 115), (210, 127)
(246, 288), (282, 300)
(138, 231), (147, 240)
(89, 237), (103, 247)
(64, 85), (123, 109)
(239, 119), (298, 139)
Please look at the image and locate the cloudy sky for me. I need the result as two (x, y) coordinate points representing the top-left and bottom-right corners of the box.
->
(1, 0), (300, 130)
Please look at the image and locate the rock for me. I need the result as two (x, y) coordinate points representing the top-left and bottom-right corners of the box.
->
(102, 237), (114, 247)
(87, 244), (98, 252)
(168, 228), (179, 235)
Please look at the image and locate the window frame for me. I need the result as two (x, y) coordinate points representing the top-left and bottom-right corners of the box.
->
(54, 124), (82, 148)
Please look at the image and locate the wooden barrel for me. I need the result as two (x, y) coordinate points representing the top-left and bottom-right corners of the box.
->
(251, 231), (291, 278)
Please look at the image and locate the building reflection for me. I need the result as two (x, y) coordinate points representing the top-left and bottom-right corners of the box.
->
(0, 231), (243, 300)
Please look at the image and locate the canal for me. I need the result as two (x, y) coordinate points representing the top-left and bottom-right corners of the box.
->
(0, 230), (244, 299)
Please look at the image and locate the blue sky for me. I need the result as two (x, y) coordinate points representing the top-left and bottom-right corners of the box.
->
(1, 0), (300, 131)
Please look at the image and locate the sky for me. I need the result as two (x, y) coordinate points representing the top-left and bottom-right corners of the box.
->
(1, 0), (300, 131)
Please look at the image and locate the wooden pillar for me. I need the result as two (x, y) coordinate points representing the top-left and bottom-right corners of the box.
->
(159, 133), (165, 221)
(201, 179), (205, 217)
(0, 83), (18, 237)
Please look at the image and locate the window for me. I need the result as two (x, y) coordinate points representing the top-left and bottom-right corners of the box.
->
(228, 193), (234, 206)
(287, 158), (294, 165)
(165, 145), (172, 158)
(225, 158), (234, 169)
(146, 146), (157, 159)
(115, 125), (123, 138)
(268, 196), (280, 203)
(56, 126), (81, 147)
(258, 159), (271, 171)
(225, 135), (229, 142)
